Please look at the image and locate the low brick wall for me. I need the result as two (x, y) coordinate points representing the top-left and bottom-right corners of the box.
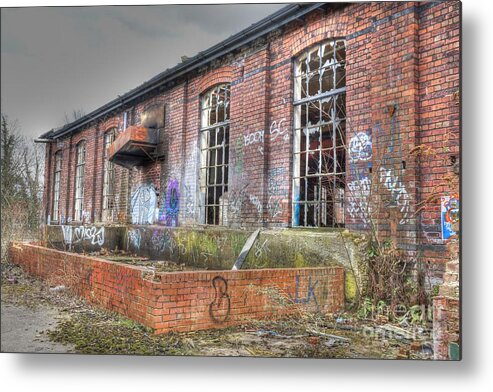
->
(8, 242), (344, 334)
(433, 296), (460, 360)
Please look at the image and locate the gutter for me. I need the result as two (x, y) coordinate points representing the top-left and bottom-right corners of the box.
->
(42, 3), (327, 140)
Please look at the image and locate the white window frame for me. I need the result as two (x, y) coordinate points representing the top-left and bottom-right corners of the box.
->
(199, 84), (230, 225)
(74, 141), (86, 222)
(102, 129), (116, 221)
(52, 150), (62, 222)
(292, 39), (347, 227)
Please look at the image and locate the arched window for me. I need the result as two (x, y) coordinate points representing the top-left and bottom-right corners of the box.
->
(74, 141), (86, 221)
(292, 39), (346, 227)
(199, 84), (230, 225)
(52, 150), (62, 222)
(102, 129), (116, 221)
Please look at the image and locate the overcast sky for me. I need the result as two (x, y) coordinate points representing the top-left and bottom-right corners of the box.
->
(1, 2), (287, 139)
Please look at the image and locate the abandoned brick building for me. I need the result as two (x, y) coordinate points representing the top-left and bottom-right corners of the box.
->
(36, 2), (460, 286)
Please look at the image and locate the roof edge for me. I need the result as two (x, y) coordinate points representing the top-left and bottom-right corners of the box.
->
(41, 2), (327, 140)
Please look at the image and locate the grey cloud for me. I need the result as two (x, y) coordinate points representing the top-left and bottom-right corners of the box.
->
(1, 4), (286, 139)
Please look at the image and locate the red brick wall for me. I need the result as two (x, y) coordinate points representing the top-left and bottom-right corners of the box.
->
(9, 242), (344, 334)
(417, 1), (460, 270)
(41, 2), (460, 273)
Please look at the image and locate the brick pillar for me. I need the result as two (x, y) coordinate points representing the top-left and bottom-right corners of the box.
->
(369, 3), (419, 254)
(229, 45), (271, 228)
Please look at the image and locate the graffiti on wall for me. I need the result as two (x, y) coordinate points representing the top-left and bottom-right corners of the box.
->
(441, 194), (459, 240)
(267, 196), (283, 218)
(146, 229), (186, 256)
(288, 275), (319, 307)
(235, 137), (244, 174)
(130, 184), (157, 225)
(267, 167), (287, 219)
(244, 129), (264, 155)
(62, 225), (73, 245)
(162, 179), (180, 227)
(249, 194), (263, 222)
(184, 185), (194, 218)
(82, 210), (91, 224)
(348, 107), (411, 226)
(244, 129), (264, 147)
(254, 238), (270, 259)
(346, 129), (373, 225)
(375, 107), (411, 224)
(228, 184), (248, 221)
(379, 167), (411, 224)
(269, 119), (289, 142)
(349, 131), (372, 162)
(127, 228), (142, 250)
(347, 177), (372, 224)
(208, 276), (231, 324)
(183, 144), (198, 219)
(61, 225), (105, 246)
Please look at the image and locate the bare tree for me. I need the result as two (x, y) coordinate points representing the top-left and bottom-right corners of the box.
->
(62, 109), (86, 126)
(1, 114), (44, 260)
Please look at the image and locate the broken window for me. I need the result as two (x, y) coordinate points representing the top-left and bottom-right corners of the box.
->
(293, 39), (346, 227)
(200, 84), (230, 225)
(52, 150), (62, 222)
(102, 129), (116, 221)
(74, 141), (86, 222)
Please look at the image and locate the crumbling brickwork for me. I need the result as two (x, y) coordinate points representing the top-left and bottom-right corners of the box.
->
(433, 296), (460, 360)
(9, 242), (344, 333)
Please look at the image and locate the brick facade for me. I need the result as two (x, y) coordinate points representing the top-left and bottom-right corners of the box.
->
(41, 2), (460, 276)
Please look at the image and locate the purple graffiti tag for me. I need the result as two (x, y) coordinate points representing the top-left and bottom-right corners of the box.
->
(163, 179), (180, 227)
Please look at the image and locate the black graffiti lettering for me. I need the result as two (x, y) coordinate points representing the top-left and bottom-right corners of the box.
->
(209, 276), (231, 324)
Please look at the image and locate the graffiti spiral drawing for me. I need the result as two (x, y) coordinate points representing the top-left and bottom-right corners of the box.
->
(208, 276), (231, 324)
(163, 179), (180, 227)
(441, 194), (459, 240)
(130, 184), (157, 225)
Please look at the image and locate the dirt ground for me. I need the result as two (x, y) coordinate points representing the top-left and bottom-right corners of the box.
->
(1, 261), (434, 359)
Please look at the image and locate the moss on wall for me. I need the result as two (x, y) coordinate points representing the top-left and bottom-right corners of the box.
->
(46, 224), (368, 300)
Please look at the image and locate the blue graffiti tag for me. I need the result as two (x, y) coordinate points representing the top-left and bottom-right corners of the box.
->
(288, 275), (318, 306)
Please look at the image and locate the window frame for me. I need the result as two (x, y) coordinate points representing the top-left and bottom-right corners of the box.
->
(102, 128), (116, 221)
(292, 39), (347, 228)
(74, 141), (86, 222)
(199, 84), (231, 225)
(52, 150), (63, 222)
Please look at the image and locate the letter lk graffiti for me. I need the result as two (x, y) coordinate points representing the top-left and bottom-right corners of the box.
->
(288, 275), (318, 306)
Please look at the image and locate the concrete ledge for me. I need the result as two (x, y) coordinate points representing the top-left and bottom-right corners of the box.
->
(9, 242), (345, 334)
